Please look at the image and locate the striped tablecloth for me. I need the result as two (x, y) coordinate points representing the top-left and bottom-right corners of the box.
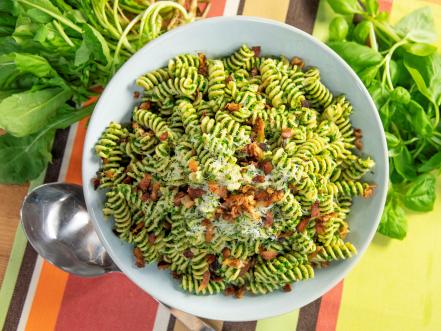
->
(1, 1), (441, 330)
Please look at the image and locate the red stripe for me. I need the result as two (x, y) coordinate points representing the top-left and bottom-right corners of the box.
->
(315, 281), (344, 331)
(378, 0), (393, 12)
(207, 0), (227, 17)
(55, 273), (159, 331)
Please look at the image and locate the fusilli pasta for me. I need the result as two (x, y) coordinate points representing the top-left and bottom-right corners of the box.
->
(93, 45), (376, 297)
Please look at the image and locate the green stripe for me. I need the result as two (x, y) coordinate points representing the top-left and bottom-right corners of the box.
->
(0, 174), (45, 330)
(256, 310), (300, 331)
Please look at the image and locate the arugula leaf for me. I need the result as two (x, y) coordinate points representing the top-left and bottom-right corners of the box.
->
(418, 151), (441, 173)
(0, 87), (72, 136)
(327, 0), (363, 15)
(0, 130), (55, 184)
(0, 53), (63, 89)
(0, 104), (93, 184)
(82, 24), (111, 66)
(378, 193), (407, 240)
(0, 36), (19, 55)
(393, 145), (416, 180)
(0, 0), (14, 13)
(395, 7), (436, 44)
(329, 41), (383, 73)
(75, 39), (91, 66)
(403, 174), (436, 212)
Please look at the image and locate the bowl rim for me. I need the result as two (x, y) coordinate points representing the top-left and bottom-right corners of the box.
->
(82, 15), (388, 321)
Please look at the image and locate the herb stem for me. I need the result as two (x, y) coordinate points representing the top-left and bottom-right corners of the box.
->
(432, 101), (440, 128)
(413, 141), (426, 158)
(403, 138), (419, 145)
(371, 19), (401, 43)
(53, 21), (75, 47)
(17, 0), (82, 34)
(113, 0), (124, 34)
(369, 23), (378, 52)
(382, 39), (408, 90)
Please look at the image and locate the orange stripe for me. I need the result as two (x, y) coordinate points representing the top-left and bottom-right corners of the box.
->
(65, 117), (89, 185)
(24, 263), (69, 331)
(25, 118), (88, 331)
(316, 281), (344, 331)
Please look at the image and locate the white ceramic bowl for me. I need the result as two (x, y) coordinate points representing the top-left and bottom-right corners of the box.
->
(82, 16), (388, 321)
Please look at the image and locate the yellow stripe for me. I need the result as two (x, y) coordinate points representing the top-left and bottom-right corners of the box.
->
(336, 3), (441, 329)
(242, 0), (290, 21)
(256, 310), (299, 331)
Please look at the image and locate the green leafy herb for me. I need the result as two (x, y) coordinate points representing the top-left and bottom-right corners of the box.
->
(329, 17), (349, 41)
(327, 0), (441, 239)
(418, 151), (441, 173)
(395, 7), (436, 44)
(378, 192), (407, 240)
(0, 130), (55, 184)
(0, 0), (208, 183)
(403, 174), (436, 212)
(327, 0), (363, 15)
(0, 104), (93, 183)
(0, 87), (72, 136)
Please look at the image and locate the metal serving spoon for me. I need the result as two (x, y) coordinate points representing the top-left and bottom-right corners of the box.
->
(20, 182), (214, 331)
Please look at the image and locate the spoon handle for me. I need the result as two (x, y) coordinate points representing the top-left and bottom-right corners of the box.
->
(164, 304), (215, 331)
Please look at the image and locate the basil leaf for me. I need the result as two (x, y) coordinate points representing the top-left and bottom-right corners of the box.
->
(353, 21), (372, 44)
(404, 53), (441, 107)
(393, 145), (417, 180)
(0, 87), (72, 136)
(378, 194), (407, 240)
(391, 59), (412, 87)
(359, 65), (381, 87)
(368, 81), (390, 108)
(379, 102), (391, 130)
(327, 0), (363, 15)
(418, 151), (441, 172)
(403, 174), (436, 212)
(407, 100), (433, 138)
(329, 41), (383, 73)
(403, 42), (437, 57)
(385, 132), (402, 157)
(395, 7), (436, 43)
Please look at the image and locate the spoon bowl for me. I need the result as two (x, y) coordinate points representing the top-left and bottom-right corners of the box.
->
(20, 182), (118, 277)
